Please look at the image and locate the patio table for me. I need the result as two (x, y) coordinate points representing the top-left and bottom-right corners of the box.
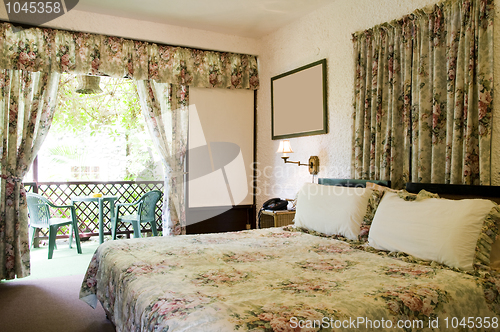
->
(71, 195), (118, 244)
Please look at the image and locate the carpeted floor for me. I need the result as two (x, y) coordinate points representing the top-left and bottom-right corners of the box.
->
(0, 273), (115, 332)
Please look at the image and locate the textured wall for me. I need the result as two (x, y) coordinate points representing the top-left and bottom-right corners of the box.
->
(256, 0), (500, 212)
(0, 9), (260, 55)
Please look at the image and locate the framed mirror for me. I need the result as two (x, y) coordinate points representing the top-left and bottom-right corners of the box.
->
(271, 59), (327, 140)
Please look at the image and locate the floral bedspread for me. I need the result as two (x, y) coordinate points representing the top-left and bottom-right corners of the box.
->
(80, 228), (500, 331)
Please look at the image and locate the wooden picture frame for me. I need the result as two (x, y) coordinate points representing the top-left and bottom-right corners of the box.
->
(271, 59), (327, 140)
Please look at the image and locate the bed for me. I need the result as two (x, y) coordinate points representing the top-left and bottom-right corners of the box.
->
(79, 179), (500, 331)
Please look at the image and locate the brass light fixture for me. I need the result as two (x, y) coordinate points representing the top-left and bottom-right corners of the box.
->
(276, 140), (319, 175)
(75, 75), (103, 94)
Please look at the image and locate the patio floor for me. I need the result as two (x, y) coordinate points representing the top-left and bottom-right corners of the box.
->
(7, 236), (103, 282)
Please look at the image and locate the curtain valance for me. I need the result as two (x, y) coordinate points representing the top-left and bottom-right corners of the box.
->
(0, 22), (259, 89)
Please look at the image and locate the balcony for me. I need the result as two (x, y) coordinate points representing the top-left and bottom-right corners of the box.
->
(25, 180), (164, 245)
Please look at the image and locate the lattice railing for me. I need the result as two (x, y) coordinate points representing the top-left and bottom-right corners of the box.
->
(24, 181), (164, 240)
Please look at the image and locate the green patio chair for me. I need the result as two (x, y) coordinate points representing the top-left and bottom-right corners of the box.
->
(26, 193), (82, 259)
(111, 190), (162, 239)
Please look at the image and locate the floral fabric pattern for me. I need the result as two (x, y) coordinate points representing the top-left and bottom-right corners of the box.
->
(231, 303), (340, 331)
(352, 20), (413, 189)
(397, 189), (439, 201)
(271, 277), (343, 295)
(482, 275), (500, 314)
(143, 291), (214, 330)
(352, 0), (493, 187)
(0, 23), (259, 90)
(80, 228), (500, 331)
(193, 269), (250, 286)
(474, 205), (500, 270)
(136, 82), (188, 235)
(359, 190), (384, 241)
(382, 264), (436, 279)
(0, 69), (60, 280)
(370, 285), (451, 320)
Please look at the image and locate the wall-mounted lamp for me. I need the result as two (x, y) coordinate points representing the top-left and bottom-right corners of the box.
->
(276, 140), (319, 175)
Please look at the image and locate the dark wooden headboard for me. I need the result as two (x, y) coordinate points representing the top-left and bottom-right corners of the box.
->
(318, 178), (391, 188)
(406, 183), (500, 204)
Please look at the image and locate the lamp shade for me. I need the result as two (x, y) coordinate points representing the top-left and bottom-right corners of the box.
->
(276, 140), (294, 154)
(76, 75), (103, 94)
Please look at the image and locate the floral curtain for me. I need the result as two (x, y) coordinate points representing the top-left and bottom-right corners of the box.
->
(352, 19), (413, 189)
(0, 69), (60, 279)
(0, 23), (259, 90)
(411, 0), (494, 185)
(352, 0), (494, 187)
(136, 82), (188, 235)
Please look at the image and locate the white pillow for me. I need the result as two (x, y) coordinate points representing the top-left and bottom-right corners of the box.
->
(368, 191), (496, 270)
(294, 183), (373, 240)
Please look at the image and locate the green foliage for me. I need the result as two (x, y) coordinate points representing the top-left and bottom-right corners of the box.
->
(46, 144), (87, 165)
(45, 74), (162, 181)
(53, 74), (143, 135)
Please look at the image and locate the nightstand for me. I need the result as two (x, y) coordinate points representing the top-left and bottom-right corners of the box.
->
(259, 210), (295, 228)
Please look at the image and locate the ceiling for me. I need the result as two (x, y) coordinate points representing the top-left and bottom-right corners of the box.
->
(75, 0), (338, 38)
